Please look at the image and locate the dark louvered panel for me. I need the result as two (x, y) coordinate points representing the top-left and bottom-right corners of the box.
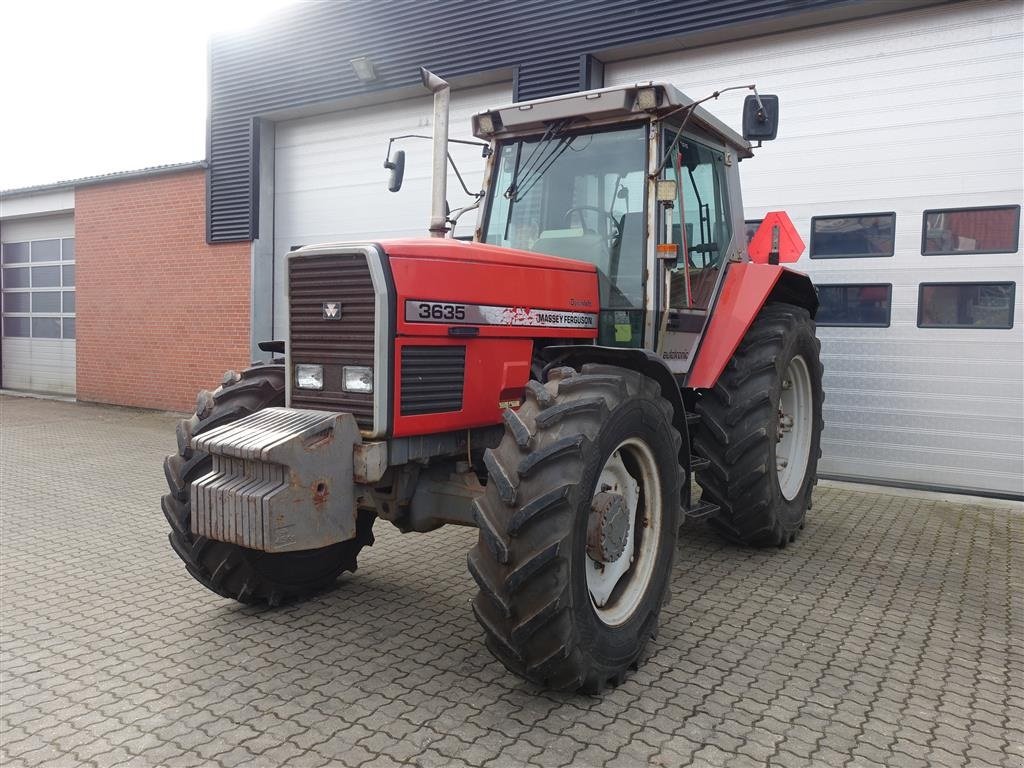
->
(401, 346), (466, 416)
(288, 252), (375, 428)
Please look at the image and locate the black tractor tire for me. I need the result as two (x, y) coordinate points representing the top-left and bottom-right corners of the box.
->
(469, 364), (682, 694)
(693, 302), (824, 547)
(162, 364), (374, 606)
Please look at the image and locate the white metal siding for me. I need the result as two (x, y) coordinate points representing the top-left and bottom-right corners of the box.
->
(1, 213), (76, 396)
(273, 82), (512, 337)
(607, 0), (1024, 496)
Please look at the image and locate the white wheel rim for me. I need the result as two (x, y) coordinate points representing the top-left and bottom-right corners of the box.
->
(777, 355), (813, 501)
(585, 438), (662, 627)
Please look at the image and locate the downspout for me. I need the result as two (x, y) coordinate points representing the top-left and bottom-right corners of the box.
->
(420, 67), (450, 238)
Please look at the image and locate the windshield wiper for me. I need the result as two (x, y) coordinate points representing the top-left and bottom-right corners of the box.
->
(502, 118), (576, 203)
(513, 134), (578, 203)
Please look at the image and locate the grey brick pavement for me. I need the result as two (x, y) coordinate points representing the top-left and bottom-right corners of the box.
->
(1, 393), (1021, 767)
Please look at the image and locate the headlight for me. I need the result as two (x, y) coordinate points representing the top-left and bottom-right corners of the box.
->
(343, 365), (373, 393)
(295, 364), (323, 390)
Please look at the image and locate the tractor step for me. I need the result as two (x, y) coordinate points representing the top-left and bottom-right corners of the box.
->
(686, 500), (720, 520)
(690, 456), (710, 472)
(685, 412), (701, 427)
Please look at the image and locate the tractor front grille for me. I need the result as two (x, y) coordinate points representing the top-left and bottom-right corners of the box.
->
(400, 346), (466, 416)
(288, 251), (375, 429)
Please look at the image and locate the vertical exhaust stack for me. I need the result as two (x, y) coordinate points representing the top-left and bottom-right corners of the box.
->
(420, 67), (450, 238)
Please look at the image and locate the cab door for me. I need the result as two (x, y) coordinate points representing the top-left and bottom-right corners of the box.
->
(656, 135), (736, 373)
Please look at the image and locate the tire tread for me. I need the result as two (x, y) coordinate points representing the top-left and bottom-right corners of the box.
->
(469, 365), (681, 692)
(693, 302), (824, 546)
(162, 364), (372, 605)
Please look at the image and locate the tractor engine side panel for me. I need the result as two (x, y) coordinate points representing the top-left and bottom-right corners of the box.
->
(385, 243), (599, 437)
(393, 336), (535, 437)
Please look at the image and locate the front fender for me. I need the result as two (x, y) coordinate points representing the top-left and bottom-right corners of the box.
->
(539, 345), (691, 480)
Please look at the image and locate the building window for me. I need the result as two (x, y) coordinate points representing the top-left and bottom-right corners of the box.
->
(922, 205), (1021, 255)
(744, 219), (762, 245)
(1, 237), (75, 340)
(816, 284), (892, 327)
(918, 282), (1015, 329)
(30, 239), (60, 262)
(3, 317), (30, 337)
(809, 213), (896, 258)
(1, 242), (29, 264)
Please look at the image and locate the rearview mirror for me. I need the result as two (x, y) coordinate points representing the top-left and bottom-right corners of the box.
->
(384, 149), (406, 192)
(742, 94), (779, 142)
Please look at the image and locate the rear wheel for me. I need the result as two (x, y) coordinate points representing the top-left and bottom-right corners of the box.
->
(469, 365), (681, 693)
(693, 302), (824, 547)
(162, 364), (374, 605)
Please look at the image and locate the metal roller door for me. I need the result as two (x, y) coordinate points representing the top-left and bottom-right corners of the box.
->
(1, 214), (76, 396)
(606, 0), (1023, 496)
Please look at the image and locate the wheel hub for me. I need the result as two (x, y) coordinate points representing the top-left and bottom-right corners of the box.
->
(585, 441), (661, 626)
(587, 491), (629, 565)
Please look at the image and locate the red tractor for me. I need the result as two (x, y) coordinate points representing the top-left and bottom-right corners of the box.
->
(163, 71), (823, 693)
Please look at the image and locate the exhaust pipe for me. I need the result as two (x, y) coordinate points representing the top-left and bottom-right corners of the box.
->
(420, 67), (450, 238)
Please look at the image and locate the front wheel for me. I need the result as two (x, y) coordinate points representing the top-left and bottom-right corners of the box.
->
(693, 302), (824, 547)
(161, 364), (374, 605)
(468, 365), (682, 693)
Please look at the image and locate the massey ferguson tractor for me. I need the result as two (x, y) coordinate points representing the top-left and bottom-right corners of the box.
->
(162, 70), (823, 694)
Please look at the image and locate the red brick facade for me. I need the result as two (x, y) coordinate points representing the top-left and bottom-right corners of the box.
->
(76, 169), (251, 412)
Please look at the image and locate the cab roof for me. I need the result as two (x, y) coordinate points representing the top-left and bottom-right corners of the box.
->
(472, 81), (753, 158)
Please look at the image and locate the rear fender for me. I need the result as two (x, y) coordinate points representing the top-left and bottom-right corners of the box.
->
(686, 263), (817, 390)
(771, 269), (818, 316)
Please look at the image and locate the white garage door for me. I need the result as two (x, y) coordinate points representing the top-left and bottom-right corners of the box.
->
(607, 0), (1023, 497)
(273, 81), (512, 337)
(1, 214), (76, 396)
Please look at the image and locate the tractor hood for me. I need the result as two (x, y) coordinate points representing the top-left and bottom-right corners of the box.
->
(378, 237), (598, 273)
(377, 238), (601, 340)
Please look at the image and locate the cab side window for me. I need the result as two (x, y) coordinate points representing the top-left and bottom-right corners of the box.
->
(665, 140), (733, 309)
(680, 142), (732, 269)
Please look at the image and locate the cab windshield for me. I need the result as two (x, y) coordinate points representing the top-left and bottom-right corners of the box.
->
(482, 124), (647, 313)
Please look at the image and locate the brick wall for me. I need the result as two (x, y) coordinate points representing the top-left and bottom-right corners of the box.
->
(76, 169), (252, 412)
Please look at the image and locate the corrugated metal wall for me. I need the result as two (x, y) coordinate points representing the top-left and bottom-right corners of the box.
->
(208, 0), (849, 242)
(606, 0), (1024, 497)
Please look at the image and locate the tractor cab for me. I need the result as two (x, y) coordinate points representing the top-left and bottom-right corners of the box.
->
(470, 82), (768, 369)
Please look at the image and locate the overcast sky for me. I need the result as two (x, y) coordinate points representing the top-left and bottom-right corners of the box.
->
(0, 0), (297, 191)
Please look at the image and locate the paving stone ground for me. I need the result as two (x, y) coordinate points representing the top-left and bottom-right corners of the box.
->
(0, 393), (1021, 768)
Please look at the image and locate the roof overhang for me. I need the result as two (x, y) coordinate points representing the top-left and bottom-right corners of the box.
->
(0, 188), (75, 220)
(0, 161), (206, 201)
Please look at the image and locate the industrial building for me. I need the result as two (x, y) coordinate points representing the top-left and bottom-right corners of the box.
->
(1, 0), (1020, 497)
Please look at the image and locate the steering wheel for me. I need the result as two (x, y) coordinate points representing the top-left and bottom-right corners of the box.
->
(564, 206), (622, 245)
